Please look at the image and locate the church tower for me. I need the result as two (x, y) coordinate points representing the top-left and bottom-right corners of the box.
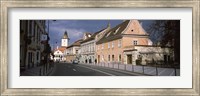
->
(61, 31), (69, 47)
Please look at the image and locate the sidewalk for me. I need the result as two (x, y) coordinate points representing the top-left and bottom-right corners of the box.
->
(20, 65), (54, 76)
(80, 63), (180, 76)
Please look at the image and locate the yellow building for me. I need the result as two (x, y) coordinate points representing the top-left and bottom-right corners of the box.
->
(65, 39), (83, 62)
(80, 25), (110, 64)
(96, 20), (153, 65)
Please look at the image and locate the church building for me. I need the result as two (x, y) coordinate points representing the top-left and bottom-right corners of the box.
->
(53, 31), (69, 62)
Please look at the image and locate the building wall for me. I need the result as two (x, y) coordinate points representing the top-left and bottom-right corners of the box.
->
(96, 39), (123, 64)
(66, 46), (81, 62)
(123, 20), (147, 35)
(123, 46), (172, 65)
(122, 37), (149, 48)
(65, 55), (76, 62)
(67, 46), (81, 55)
(122, 20), (150, 47)
(135, 46), (172, 65)
(80, 40), (95, 63)
(62, 39), (68, 47)
(95, 20), (150, 64)
(20, 20), (46, 70)
(54, 50), (65, 61)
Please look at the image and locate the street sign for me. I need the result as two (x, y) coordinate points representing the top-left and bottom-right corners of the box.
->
(41, 34), (48, 41)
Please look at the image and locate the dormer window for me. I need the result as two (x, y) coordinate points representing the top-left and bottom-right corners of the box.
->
(114, 27), (120, 34)
(88, 34), (91, 37)
(106, 32), (111, 37)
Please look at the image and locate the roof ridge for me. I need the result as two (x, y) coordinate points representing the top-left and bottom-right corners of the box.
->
(96, 20), (130, 44)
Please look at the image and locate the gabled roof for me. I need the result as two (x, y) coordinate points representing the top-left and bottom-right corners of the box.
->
(96, 20), (130, 44)
(80, 28), (105, 44)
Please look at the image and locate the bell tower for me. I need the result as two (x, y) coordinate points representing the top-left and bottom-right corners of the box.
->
(61, 31), (69, 47)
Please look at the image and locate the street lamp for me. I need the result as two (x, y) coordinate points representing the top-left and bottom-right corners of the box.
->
(44, 20), (56, 75)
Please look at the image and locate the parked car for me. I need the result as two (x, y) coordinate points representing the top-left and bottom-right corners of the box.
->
(72, 60), (79, 64)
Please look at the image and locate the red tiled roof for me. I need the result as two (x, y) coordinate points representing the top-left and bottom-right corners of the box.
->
(54, 47), (66, 53)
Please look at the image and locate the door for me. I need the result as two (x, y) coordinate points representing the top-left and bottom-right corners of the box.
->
(127, 55), (132, 64)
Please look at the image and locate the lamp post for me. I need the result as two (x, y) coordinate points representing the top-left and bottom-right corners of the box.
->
(44, 20), (56, 75)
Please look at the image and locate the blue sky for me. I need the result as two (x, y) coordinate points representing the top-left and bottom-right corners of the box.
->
(46, 20), (153, 50)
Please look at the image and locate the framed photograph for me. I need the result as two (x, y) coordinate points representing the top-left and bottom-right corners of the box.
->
(0, 0), (199, 95)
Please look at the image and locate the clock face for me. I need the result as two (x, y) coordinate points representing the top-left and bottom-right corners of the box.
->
(62, 39), (67, 46)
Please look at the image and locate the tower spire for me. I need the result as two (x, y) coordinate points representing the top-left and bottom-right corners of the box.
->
(61, 30), (69, 47)
(63, 30), (69, 39)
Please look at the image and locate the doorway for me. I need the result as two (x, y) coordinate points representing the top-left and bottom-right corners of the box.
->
(98, 55), (100, 63)
(127, 54), (132, 64)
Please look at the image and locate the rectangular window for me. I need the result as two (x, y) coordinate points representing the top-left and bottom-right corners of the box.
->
(112, 42), (114, 48)
(133, 40), (138, 45)
(108, 55), (110, 61)
(108, 42), (110, 48)
(118, 40), (121, 48)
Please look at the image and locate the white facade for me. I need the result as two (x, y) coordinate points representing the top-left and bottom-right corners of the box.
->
(80, 40), (96, 64)
(53, 50), (66, 61)
(67, 46), (81, 55)
(124, 46), (172, 65)
(80, 24), (110, 64)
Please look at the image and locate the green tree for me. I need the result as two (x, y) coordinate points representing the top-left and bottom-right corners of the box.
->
(147, 20), (180, 66)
